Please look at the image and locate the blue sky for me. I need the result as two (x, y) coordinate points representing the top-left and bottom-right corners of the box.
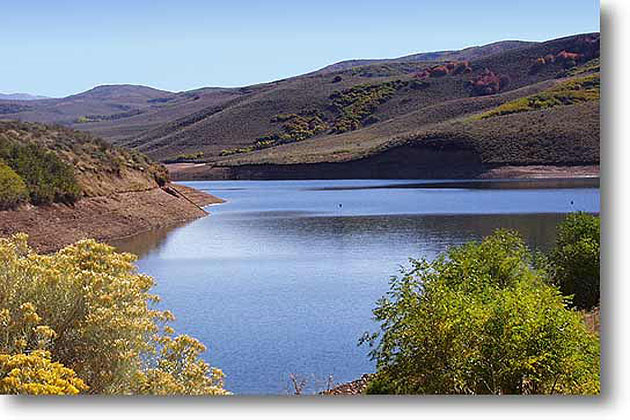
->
(1, 0), (599, 97)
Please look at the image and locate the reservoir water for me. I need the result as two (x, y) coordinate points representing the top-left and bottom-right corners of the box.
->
(112, 178), (600, 394)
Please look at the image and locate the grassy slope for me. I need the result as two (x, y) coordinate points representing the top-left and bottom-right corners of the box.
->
(0, 85), (174, 125)
(0, 38), (540, 160)
(211, 33), (599, 169)
(0, 33), (599, 173)
(313, 40), (533, 74)
(0, 120), (166, 197)
(131, 32), (598, 165)
(0, 85), (249, 143)
(0, 40), (529, 143)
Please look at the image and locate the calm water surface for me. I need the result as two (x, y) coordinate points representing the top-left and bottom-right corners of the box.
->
(112, 178), (599, 394)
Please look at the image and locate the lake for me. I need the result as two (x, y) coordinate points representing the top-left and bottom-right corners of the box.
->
(112, 178), (600, 395)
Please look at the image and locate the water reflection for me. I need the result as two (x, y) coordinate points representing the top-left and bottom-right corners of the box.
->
(308, 178), (600, 191)
(109, 221), (188, 258)
(112, 179), (599, 394)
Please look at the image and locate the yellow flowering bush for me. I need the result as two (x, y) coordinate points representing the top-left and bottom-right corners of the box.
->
(0, 234), (228, 395)
(0, 351), (88, 395)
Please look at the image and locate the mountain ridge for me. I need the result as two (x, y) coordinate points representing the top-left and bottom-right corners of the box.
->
(312, 40), (534, 74)
(0, 92), (50, 101)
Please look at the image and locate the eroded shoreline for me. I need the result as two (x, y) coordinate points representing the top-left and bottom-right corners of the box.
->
(168, 162), (600, 181)
(0, 183), (224, 253)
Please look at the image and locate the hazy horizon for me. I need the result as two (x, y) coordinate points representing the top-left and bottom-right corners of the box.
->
(2, 0), (599, 97)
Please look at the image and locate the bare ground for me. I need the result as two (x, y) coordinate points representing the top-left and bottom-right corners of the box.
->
(167, 162), (600, 181)
(0, 184), (223, 253)
(479, 165), (600, 179)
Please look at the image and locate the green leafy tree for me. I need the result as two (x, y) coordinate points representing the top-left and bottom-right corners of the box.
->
(549, 212), (600, 310)
(362, 230), (600, 395)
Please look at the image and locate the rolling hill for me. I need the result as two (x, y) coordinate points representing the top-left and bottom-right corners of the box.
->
(312, 40), (533, 74)
(0, 121), (222, 251)
(0, 32), (600, 180)
(0, 93), (49, 101)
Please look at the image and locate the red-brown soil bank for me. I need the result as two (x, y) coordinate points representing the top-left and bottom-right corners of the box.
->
(0, 184), (223, 254)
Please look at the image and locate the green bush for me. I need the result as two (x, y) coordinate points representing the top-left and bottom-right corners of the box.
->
(164, 151), (205, 163)
(221, 113), (328, 156)
(329, 80), (408, 133)
(362, 230), (600, 395)
(0, 142), (81, 205)
(0, 161), (28, 210)
(477, 74), (599, 120)
(549, 213), (600, 310)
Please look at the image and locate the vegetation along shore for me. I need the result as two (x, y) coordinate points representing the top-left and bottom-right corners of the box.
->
(0, 121), (223, 253)
(0, 212), (600, 395)
(0, 30), (600, 395)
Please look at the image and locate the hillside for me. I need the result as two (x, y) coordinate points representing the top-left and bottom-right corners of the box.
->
(168, 33), (600, 179)
(0, 120), (168, 201)
(313, 40), (533, 74)
(0, 85), (175, 126)
(1, 33), (600, 180)
(0, 93), (49, 101)
(0, 121), (222, 252)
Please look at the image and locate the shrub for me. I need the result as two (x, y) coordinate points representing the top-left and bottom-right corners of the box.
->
(429, 66), (448, 77)
(556, 50), (583, 68)
(163, 151), (205, 164)
(222, 112), (328, 155)
(415, 62), (471, 79)
(0, 104), (32, 115)
(149, 164), (169, 187)
(280, 113), (328, 141)
(329, 80), (408, 133)
(0, 351), (88, 395)
(362, 230), (600, 395)
(530, 57), (547, 74)
(477, 73), (599, 120)
(467, 69), (507, 96)
(221, 79), (413, 155)
(0, 161), (28, 210)
(549, 213), (600, 310)
(559, 58), (600, 78)
(0, 142), (82, 205)
(451, 61), (472, 75)
(0, 234), (228, 395)
(414, 69), (431, 79)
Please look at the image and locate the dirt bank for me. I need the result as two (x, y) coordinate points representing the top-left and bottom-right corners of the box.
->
(168, 160), (600, 181)
(479, 165), (600, 179)
(0, 184), (224, 253)
(169, 146), (487, 180)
